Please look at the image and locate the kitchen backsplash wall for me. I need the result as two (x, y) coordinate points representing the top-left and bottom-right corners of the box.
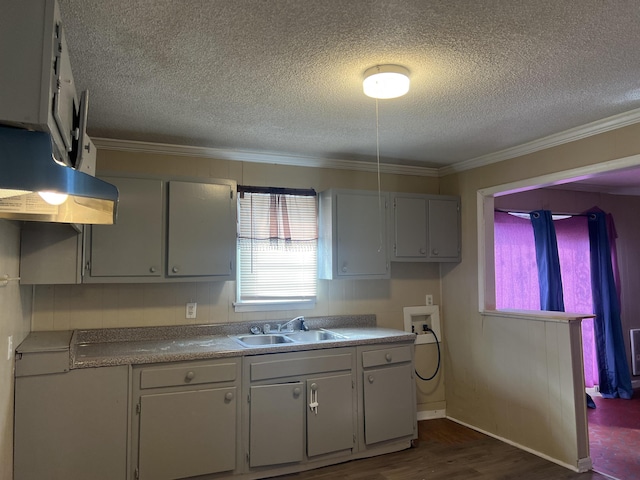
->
(0, 220), (32, 480)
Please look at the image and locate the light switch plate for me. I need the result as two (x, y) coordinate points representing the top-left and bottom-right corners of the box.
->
(7, 335), (13, 360)
(186, 302), (197, 319)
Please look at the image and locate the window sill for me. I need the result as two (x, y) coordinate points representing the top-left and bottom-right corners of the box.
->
(481, 309), (595, 323)
(233, 300), (316, 313)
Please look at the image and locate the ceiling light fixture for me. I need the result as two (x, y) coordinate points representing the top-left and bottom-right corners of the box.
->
(362, 64), (410, 99)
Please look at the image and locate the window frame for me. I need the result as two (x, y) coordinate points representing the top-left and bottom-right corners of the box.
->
(233, 186), (318, 313)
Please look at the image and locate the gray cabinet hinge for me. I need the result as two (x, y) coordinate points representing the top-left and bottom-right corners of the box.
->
(352, 380), (355, 389)
(247, 394), (250, 403)
(246, 452), (250, 464)
(134, 467), (139, 479)
(136, 403), (141, 415)
(230, 190), (233, 199)
(353, 434), (356, 444)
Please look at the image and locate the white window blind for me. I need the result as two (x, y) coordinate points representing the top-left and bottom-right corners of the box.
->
(236, 187), (317, 307)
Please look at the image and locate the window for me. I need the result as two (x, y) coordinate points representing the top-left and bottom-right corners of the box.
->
(235, 186), (317, 311)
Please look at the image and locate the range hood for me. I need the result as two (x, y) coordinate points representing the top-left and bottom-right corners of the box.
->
(0, 126), (118, 224)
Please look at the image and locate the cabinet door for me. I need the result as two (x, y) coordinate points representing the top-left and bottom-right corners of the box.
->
(336, 192), (388, 277)
(167, 181), (233, 277)
(90, 177), (163, 277)
(14, 366), (128, 480)
(393, 196), (427, 259)
(428, 198), (460, 260)
(307, 374), (355, 457)
(249, 382), (304, 467)
(138, 387), (237, 480)
(363, 364), (415, 445)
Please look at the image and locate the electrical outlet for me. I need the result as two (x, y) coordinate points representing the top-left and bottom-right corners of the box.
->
(425, 294), (433, 306)
(186, 302), (197, 319)
(7, 335), (13, 361)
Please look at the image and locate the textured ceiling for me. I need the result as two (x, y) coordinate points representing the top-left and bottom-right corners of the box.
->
(58, 0), (640, 169)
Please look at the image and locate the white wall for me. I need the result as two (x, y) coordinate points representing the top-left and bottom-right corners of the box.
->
(440, 121), (640, 469)
(0, 220), (33, 480)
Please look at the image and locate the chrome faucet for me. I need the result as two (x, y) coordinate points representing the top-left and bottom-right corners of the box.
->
(277, 315), (305, 333)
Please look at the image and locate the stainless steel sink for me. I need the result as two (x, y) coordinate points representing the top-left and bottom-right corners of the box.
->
(285, 330), (346, 342)
(233, 334), (295, 347)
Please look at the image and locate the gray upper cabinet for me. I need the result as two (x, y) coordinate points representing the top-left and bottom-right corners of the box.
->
(390, 193), (461, 262)
(167, 181), (234, 277)
(20, 175), (236, 284)
(319, 189), (389, 279)
(89, 177), (164, 278)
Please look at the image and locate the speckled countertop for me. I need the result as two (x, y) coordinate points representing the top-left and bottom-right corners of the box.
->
(65, 315), (415, 368)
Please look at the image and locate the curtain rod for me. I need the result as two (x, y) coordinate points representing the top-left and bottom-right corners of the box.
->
(238, 185), (316, 196)
(494, 208), (593, 218)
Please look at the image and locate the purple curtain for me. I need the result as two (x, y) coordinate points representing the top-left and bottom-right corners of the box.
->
(494, 212), (540, 310)
(555, 216), (598, 388)
(588, 211), (633, 399)
(530, 210), (564, 311)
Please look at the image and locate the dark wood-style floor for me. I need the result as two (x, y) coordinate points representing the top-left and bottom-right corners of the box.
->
(279, 419), (610, 480)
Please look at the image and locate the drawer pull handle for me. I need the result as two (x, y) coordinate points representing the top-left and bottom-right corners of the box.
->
(385, 353), (392, 362)
(185, 371), (195, 381)
(225, 392), (234, 401)
(172, 266), (179, 273)
(293, 387), (301, 397)
(368, 375), (374, 384)
(149, 266), (156, 273)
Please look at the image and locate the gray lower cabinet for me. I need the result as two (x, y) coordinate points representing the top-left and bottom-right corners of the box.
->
(14, 365), (129, 480)
(306, 373), (355, 457)
(131, 358), (241, 480)
(244, 348), (357, 472)
(249, 382), (305, 467)
(359, 344), (417, 447)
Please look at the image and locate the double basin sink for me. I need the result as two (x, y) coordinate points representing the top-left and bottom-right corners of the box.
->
(233, 329), (346, 348)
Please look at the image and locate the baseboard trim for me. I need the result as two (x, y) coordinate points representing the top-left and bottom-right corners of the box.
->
(417, 409), (446, 421)
(446, 416), (590, 473)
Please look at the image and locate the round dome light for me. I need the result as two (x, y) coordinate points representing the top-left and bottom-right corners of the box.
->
(363, 65), (410, 99)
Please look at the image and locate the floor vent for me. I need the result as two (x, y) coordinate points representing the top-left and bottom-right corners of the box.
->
(631, 329), (640, 376)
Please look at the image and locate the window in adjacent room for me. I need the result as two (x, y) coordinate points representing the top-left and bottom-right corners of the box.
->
(235, 186), (318, 311)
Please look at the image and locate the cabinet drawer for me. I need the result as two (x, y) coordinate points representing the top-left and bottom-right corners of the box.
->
(140, 362), (237, 389)
(251, 354), (352, 382)
(362, 346), (412, 368)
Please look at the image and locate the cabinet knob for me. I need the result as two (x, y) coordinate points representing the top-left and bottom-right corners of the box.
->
(149, 266), (156, 273)
(185, 371), (195, 381)
(293, 387), (301, 397)
(432, 249), (439, 256)
(310, 383), (318, 392)
(225, 392), (234, 401)
(419, 248), (426, 254)
(172, 266), (179, 273)
(385, 353), (392, 362)
(368, 375), (375, 384)
(341, 263), (348, 273)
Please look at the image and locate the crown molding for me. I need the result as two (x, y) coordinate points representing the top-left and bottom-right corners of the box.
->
(438, 107), (640, 177)
(92, 137), (439, 177)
